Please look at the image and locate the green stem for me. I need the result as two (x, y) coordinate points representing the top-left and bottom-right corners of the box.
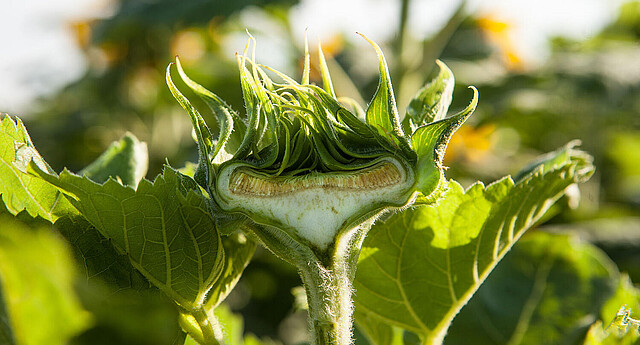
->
(244, 219), (375, 345)
(193, 308), (221, 345)
(300, 221), (373, 345)
(301, 257), (355, 345)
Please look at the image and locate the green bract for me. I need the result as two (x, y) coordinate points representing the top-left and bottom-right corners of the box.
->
(167, 34), (477, 255)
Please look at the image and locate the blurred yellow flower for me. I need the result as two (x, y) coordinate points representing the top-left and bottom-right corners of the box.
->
(171, 29), (206, 65)
(477, 14), (526, 71)
(445, 124), (496, 164)
(69, 20), (93, 49)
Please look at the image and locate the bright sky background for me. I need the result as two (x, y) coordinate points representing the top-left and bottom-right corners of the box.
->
(0, 0), (628, 114)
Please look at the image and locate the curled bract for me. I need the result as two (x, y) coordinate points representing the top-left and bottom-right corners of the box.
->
(167, 34), (477, 252)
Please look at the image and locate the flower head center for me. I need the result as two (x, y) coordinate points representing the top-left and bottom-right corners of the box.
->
(228, 161), (402, 197)
(215, 158), (414, 250)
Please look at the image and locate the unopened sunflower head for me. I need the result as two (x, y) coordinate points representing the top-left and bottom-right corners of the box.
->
(167, 34), (477, 251)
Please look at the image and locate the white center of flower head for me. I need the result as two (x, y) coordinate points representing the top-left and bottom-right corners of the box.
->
(216, 157), (414, 250)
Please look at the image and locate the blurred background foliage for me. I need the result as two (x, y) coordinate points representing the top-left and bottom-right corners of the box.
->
(1, 0), (640, 344)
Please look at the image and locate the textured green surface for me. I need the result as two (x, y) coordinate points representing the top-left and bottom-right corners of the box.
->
(445, 232), (617, 345)
(55, 215), (151, 290)
(0, 217), (91, 345)
(354, 143), (594, 344)
(79, 132), (148, 187)
(583, 275), (640, 345)
(0, 115), (75, 222)
(402, 60), (455, 133)
(36, 166), (224, 309)
(204, 232), (256, 309)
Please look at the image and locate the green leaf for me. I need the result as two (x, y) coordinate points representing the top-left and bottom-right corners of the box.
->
(0, 216), (91, 345)
(402, 60), (455, 133)
(355, 313), (424, 345)
(79, 132), (148, 187)
(52, 217), (185, 345)
(584, 320), (640, 345)
(360, 33), (403, 138)
(76, 282), (184, 345)
(0, 115), (76, 222)
(410, 87), (477, 199)
(583, 274), (640, 345)
(54, 216), (151, 290)
(354, 143), (594, 344)
(513, 140), (592, 182)
(34, 166), (225, 310)
(444, 232), (617, 345)
(355, 309), (404, 345)
(204, 232), (256, 309)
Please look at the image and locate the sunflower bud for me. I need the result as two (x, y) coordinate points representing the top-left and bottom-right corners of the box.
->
(167, 33), (476, 255)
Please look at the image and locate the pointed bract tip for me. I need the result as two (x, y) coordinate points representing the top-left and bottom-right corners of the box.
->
(302, 29), (310, 85)
(467, 86), (479, 104)
(356, 32), (379, 49)
(165, 63), (174, 77)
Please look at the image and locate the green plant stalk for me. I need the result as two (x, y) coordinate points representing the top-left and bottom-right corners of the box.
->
(243, 215), (375, 345)
(299, 220), (372, 345)
(178, 303), (226, 344)
(301, 259), (354, 345)
(193, 308), (222, 345)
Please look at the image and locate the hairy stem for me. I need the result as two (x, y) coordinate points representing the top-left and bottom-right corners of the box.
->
(301, 257), (355, 345)
(243, 215), (378, 345)
(300, 221), (374, 345)
(193, 308), (221, 345)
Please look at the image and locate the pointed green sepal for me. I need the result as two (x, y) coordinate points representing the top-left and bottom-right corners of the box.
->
(402, 60), (455, 134)
(410, 87), (478, 199)
(359, 33), (404, 139)
(166, 64), (214, 190)
(234, 44), (281, 162)
(302, 31), (311, 85)
(175, 57), (241, 163)
(318, 42), (336, 98)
